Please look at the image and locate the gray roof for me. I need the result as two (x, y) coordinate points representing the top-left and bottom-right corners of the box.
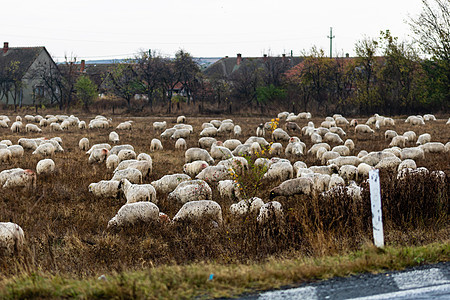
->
(0, 47), (45, 79)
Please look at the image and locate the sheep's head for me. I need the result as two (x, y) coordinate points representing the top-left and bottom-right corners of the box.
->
(269, 187), (279, 200)
(107, 217), (118, 229)
(88, 183), (95, 192)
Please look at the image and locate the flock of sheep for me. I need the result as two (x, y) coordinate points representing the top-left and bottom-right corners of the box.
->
(0, 112), (449, 257)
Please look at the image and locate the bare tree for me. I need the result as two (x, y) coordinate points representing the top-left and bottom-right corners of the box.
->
(135, 50), (164, 109)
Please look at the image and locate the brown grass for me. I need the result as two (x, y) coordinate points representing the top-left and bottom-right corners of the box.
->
(0, 111), (448, 282)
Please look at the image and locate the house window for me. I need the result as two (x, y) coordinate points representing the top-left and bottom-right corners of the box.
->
(35, 86), (44, 98)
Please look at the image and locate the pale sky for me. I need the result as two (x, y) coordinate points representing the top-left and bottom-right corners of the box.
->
(2, 0), (424, 62)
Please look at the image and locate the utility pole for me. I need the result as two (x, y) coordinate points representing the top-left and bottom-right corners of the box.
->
(327, 27), (335, 58)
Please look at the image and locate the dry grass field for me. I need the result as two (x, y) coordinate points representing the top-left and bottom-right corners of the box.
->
(0, 112), (448, 283)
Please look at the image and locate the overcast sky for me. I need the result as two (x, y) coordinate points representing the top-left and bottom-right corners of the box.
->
(2, 0), (424, 62)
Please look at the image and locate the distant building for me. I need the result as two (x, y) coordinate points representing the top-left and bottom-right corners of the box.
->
(0, 42), (60, 106)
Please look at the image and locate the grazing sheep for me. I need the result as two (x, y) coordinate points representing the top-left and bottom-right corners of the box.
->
(25, 124), (42, 133)
(223, 139), (242, 151)
(118, 149), (137, 161)
(385, 130), (398, 140)
(217, 122), (235, 135)
(263, 161), (293, 182)
(344, 139), (355, 152)
(230, 197), (264, 217)
(176, 115), (186, 124)
(423, 114), (436, 121)
(292, 161), (307, 175)
(2, 169), (36, 189)
(168, 180), (213, 204)
(172, 200), (223, 226)
(398, 159), (417, 172)
(360, 151), (397, 166)
(17, 138), (38, 150)
(36, 159), (55, 175)
(339, 165), (358, 181)
(185, 148), (214, 164)
(285, 122), (302, 132)
(445, 142), (450, 152)
(160, 128), (177, 139)
(114, 160), (152, 178)
(79, 138), (89, 151)
(119, 178), (156, 204)
(7, 145), (24, 158)
(87, 143), (112, 155)
(106, 154), (120, 170)
(244, 136), (270, 147)
(0, 222), (25, 256)
(269, 143), (283, 156)
(335, 117), (349, 126)
(416, 133), (431, 145)
(108, 202), (160, 228)
(150, 139), (163, 152)
(175, 138), (187, 151)
(332, 145), (350, 156)
(407, 116), (425, 126)
(10, 121), (23, 133)
(151, 174), (191, 194)
(375, 156), (402, 170)
(0, 149), (12, 163)
(400, 147), (425, 160)
(285, 142), (304, 158)
(320, 120), (335, 129)
(389, 136), (407, 148)
(153, 121), (167, 131)
(137, 152), (152, 162)
(309, 164), (339, 175)
(111, 168), (142, 184)
(50, 122), (62, 131)
(232, 144), (251, 156)
(328, 174), (345, 189)
(257, 201), (283, 225)
(210, 142), (234, 160)
(272, 128), (290, 142)
(32, 143), (55, 157)
(218, 180), (241, 200)
(307, 143), (331, 156)
(269, 177), (313, 200)
(354, 124), (374, 135)
(321, 151), (340, 165)
(78, 121), (86, 129)
(324, 132), (344, 144)
(171, 129), (190, 140)
(327, 156), (361, 167)
(420, 142), (446, 153)
(198, 137), (217, 149)
(200, 127), (218, 137)
(202, 122), (214, 129)
(88, 148), (109, 164)
(109, 144), (133, 155)
(183, 161), (209, 178)
(357, 163), (372, 178)
(217, 157), (249, 174)
(109, 131), (119, 144)
(234, 125), (242, 137)
(403, 131), (417, 143)
(116, 121), (132, 130)
(310, 132), (322, 144)
(0, 120), (8, 128)
(196, 165), (233, 184)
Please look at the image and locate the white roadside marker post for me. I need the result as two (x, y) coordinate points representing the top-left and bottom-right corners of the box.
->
(369, 169), (384, 248)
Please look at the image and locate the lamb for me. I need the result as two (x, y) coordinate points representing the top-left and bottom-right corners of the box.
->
(217, 180), (241, 200)
(175, 138), (187, 151)
(114, 160), (152, 177)
(339, 165), (358, 181)
(269, 177), (313, 199)
(36, 159), (55, 175)
(160, 128), (177, 139)
(119, 178), (156, 204)
(196, 165), (233, 184)
(25, 124), (42, 133)
(176, 115), (186, 124)
(397, 159), (417, 172)
(183, 161), (209, 178)
(416, 133), (431, 145)
(106, 154), (120, 170)
(172, 200), (223, 226)
(153, 121), (167, 132)
(150, 138), (163, 152)
(185, 147), (214, 164)
(269, 142), (283, 156)
(168, 180), (212, 204)
(400, 147), (425, 160)
(79, 138), (89, 151)
(116, 121), (132, 130)
(88, 148), (109, 164)
(198, 137), (217, 149)
(210, 142), (234, 160)
(87, 143), (112, 155)
(111, 168), (142, 184)
(151, 174), (191, 194)
(223, 139), (242, 151)
(2, 169), (36, 189)
(420, 142), (446, 153)
(107, 202), (160, 228)
(32, 143), (55, 157)
(7, 145), (24, 158)
(385, 130), (398, 140)
(109, 131), (119, 144)
(230, 197), (264, 217)
(234, 125), (242, 137)
(109, 144), (132, 155)
(0, 222), (25, 256)
(263, 161), (293, 182)
(354, 124), (374, 135)
(118, 149), (137, 161)
(389, 136), (407, 148)
(257, 201), (283, 225)
(272, 128), (290, 142)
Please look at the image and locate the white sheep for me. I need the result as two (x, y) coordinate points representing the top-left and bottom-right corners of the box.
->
(25, 124), (42, 133)
(285, 142), (304, 158)
(160, 128), (176, 139)
(317, 148), (329, 162)
(311, 132), (322, 144)
(309, 164), (339, 176)
(32, 143), (55, 157)
(50, 122), (62, 131)
(272, 128), (290, 142)
(217, 157), (249, 175)
(374, 156), (402, 170)
(171, 129), (190, 139)
(332, 145), (350, 156)
(403, 131), (417, 143)
(0, 222), (25, 255)
(234, 125), (242, 137)
(445, 142), (450, 152)
(114, 160), (152, 177)
(307, 143), (331, 156)
(7, 145), (24, 158)
(137, 152), (152, 162)
(357, 163), (373, 178)
(175, 138), (187, 151)
(230, 197), (264, 217)
(210, 143), (234, 160)
(339, 165), (358, 181)
(168, 180), (212, 204)
(423, 114), (436, 121)
(328, 174), (345, 189)
(354, 124), (374, 135)
(420, 142), (446, 153)
(172, 200), (223, 226)
(183, 161), (209, 178)
(42, 139), (63, 152)
(232, 144), (251, 156)
(79, 138), (89, 151)
(195, 165), (233, 184)
(244, 136), (270, 147)
(109, 144), (132, 155)
(2, 169), (36, 189)
(217, 122), (235, 135)
(88, 148), (109, 164)
(78, 120), (86, 129)
(176, 115), (186, 124)
(257, 201), (283, 225)
(0, 140), (12, 146)
(344, 139), (355, 152)
(0, 120), (8, 128)
(324, 132), (344, 144)
(249, 142), (262, 155)
(87, 143), (112, 155)
(18, 138), (38, 150)
(217, 180), (241, 200)
(116, 121), (132, 130)
(150, 139), (163, 152)
(198, 137), (217, 149)
(0, 149), (12, 163)
(119, 178), (154, 204)
(389, 136), (407, 148)
(360, 151), (396, 166)
(118, 149), (137, 161)
(185, 148), (214, 164)
(269, 143), (283, 156)
(108, 202), (160, 228)
(397, 159), (417, 172)
(263, 161), (293, 182)
(109, 131), (119, 144)
(385, 130), (398, 140)
(416, 133), (431, 145)
(36, 159), (55, 175)
(106, 154), (120, 170)
(400, 147), (425, 160)
(327, 156), (361, 167)
(151, 174), (191, 194)
(111, 168), (142, 184)
(321, 151), (340, 165)
(223, 139), (242, 151)
(153, 121), (167, 131)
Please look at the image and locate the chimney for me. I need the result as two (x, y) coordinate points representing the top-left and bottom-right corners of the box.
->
(263, 54), (268, 62)
(3, 42), (9, 54)
(80, 60), (86, 72)
(236, 53), (242, 65)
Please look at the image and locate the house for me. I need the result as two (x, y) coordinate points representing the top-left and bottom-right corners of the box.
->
(0, 42), (60, 106)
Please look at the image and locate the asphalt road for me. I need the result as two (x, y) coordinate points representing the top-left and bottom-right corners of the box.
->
(236, 261), (450, 300)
